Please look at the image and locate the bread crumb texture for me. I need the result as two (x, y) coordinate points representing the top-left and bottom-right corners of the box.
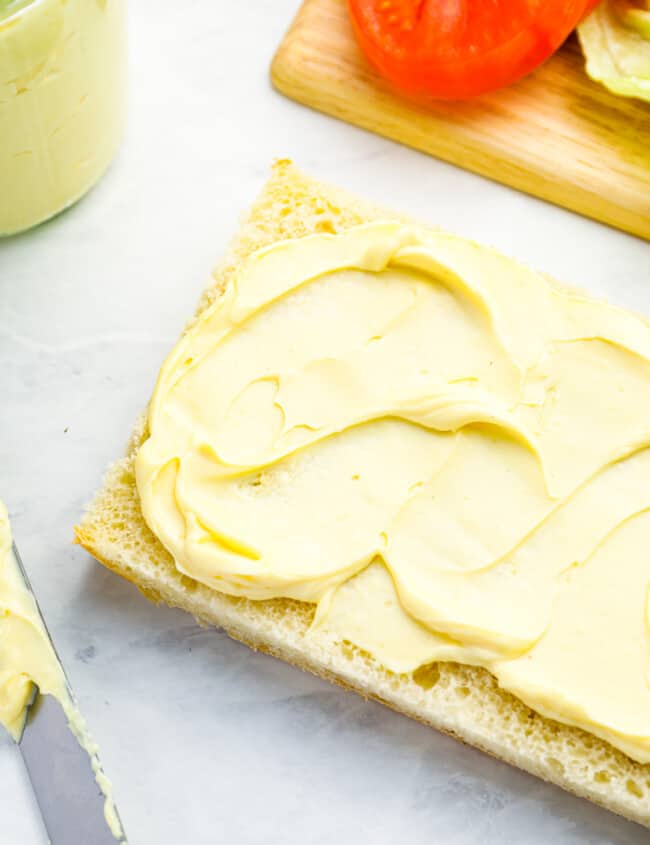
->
(75, 160), (650, 827)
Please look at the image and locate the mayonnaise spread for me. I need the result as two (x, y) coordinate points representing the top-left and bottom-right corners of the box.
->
(0, 501), (124, 840)
(136, 223), (650, 763)
(0, 0), (125, 235)
(0, 500), (67, 739)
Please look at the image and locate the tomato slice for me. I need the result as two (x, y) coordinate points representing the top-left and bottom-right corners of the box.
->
(348, 0), (600, 99)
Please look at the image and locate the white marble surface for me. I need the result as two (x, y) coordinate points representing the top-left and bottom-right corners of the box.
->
(1, 1), (649, 842)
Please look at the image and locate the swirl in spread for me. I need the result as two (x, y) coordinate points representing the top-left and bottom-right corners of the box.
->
(136, 223), (650, 763)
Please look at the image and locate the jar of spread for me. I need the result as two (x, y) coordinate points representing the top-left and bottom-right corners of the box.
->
(0, 0), (126, 236)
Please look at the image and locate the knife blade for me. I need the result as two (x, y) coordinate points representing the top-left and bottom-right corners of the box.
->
(12, 543), (127, 844)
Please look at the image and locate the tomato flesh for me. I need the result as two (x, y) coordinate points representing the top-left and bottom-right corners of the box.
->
(348, 0), (600, 99)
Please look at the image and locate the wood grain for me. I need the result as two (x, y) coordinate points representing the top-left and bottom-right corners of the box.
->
(271, 0), (650, 240)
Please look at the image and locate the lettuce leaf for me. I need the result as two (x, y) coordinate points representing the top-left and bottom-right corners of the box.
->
(577, 1), (650, 101)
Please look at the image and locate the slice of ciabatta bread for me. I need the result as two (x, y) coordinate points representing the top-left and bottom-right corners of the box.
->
(75, 160), (650, 828)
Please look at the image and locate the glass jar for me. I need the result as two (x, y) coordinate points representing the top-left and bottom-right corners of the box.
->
(0, 0), (126, 236)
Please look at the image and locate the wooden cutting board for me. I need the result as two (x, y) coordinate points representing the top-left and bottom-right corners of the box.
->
(271, 0), (650, 241)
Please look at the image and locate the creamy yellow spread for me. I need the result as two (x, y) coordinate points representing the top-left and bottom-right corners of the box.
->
(0, 501), (124, 840)
(0, 0), (125, 236)
(136, 223), (650, 764)
(0, 500), (66, 738)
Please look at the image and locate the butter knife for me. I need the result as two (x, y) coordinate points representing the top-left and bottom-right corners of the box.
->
(13, 543), (127, 844)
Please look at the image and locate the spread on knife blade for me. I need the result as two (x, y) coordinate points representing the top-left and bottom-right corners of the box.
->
(0, 0), (125, 235)
(136, 222), (650, 764)
(0, 501), (123, 839)
(0, 500), (67, 740)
